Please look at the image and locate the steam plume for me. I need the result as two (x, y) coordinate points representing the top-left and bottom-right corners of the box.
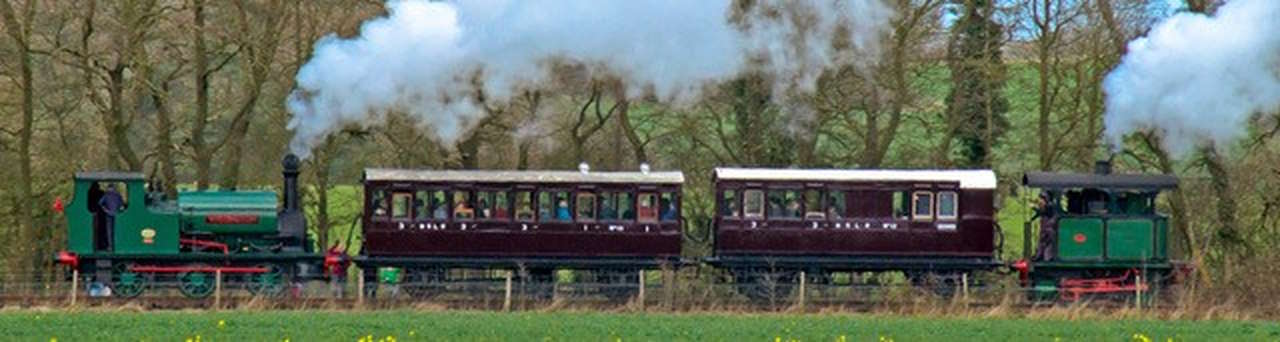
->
(1103, 0), (1280, 155)
(286, 0), (892, 158)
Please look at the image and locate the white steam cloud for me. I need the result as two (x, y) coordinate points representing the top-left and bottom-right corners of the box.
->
(287, 0), (892, 158)
(1103, 0), (1280, 155)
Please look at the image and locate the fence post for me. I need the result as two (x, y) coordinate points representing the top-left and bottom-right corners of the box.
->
(637, 269), (646, 310)
(661, 267), (675, 309)
(214, 269), (223, 309)
(357, 269), (365, 306)
(503, 270), (513, 312)
(962, 273), (969, 300)
(1135, 274), (1142, 310)
(70, 269), (78, 307)
(798, 271), (806, 311)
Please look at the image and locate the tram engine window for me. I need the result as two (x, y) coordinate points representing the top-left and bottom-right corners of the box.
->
(804, 189), (824, 219)
(743, 190), (764, 219)
(912, 191), (934, 221)
(721, 190), (738, 218)
(938, 191), (958, 220)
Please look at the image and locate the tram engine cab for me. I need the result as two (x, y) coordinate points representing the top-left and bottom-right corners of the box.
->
(1019, 161), (1181, 301)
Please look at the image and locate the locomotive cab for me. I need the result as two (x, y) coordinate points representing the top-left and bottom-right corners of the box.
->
(65, 173), (180, 255)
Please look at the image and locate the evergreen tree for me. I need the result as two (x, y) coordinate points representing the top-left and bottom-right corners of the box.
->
(945, 0), (1009, 168)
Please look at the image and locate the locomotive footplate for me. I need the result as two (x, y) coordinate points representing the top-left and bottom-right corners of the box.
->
(705, 255), (1003, 272)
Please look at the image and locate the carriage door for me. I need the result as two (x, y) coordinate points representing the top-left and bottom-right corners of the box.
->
(740, 186), (765, 229)
(803, 186), (826, 229)
(717, 186), (742, 231)
(416, 188), (448, 231)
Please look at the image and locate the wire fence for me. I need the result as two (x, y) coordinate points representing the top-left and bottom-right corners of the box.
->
(0, 268), (1181, 312)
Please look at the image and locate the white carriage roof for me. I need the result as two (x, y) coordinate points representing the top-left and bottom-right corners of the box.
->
(714, 168), (998, 189)
(364, 168), (685, 184)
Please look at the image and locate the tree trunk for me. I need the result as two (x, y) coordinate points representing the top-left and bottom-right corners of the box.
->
(190, 0), (213, 189)
(0, 0), (37, 280)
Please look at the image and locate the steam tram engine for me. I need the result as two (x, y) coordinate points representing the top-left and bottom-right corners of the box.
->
(709, 168), (1003, 299)
(55, 155), (340, 298)
(355, 167), (684, 299)
(1016, 162), (1182, 301)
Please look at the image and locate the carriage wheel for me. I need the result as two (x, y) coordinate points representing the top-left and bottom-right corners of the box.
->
(111, 262), (150, 298)
(246, 263), (289, 297)
(177, 264), (216, 298)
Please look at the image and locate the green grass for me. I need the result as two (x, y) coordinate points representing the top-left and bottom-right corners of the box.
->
(4, 310), (1277, 341)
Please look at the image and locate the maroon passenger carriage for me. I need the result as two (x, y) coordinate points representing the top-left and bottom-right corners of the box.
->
(356, 167), (684, 298)
(708, 168), (1002, 298)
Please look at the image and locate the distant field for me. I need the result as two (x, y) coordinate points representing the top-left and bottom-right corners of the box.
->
(3, 310), (1277, 341)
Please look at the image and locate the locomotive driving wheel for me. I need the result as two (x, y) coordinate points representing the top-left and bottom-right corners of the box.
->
(177, 263), (216, 298)
(245, 263), (289, 297)
(111, 262), (151, 298)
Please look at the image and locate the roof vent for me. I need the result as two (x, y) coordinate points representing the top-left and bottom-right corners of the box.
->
(578, 162), (590, 174)
(640, 163), (651, 175)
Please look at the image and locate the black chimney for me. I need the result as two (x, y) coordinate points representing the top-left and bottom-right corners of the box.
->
(282, 153), (301, 211)
(1094, 160), (1112, 175)
(278, 153), (307, 251)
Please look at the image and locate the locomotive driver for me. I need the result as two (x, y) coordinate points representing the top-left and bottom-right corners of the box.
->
(1031, 191), (1059, 261)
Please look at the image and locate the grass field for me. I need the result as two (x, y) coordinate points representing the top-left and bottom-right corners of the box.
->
(3, 310), (1277, 341)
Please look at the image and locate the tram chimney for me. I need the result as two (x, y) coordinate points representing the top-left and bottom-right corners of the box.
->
(278, 153), (307, 250)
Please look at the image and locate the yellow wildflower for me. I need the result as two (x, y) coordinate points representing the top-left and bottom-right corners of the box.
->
(50, 338), (57, 342)
(1133, 333), (1152, 342)
(218, 320), (226, 329)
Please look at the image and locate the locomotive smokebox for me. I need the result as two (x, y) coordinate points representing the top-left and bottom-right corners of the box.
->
(1094, 160), (1112, 175)
(278, 153), (308, 251)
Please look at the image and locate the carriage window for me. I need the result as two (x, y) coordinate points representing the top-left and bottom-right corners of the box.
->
(891, 191), (909, 219)
(721, 190), (738, 218)
(540, 191), (571, 222)
(515, 191), (534, 221)
(912, 191), (933, 221)
(475, 191), (493, 219)
(599, 192), (618, 220)
(453, 191), (474, 220)
(492, 191), (510, 219)
(660, 192), (678, 222)
(429, 191), (447, 219)
(618, 192), (635, 220)
(414, 191), (430, 219)
(827, 190), (846, 219)
(372, 189), (389, 217)
(637, 193), (658, 222)
(577, 192), (597, 221)
(743, 190), (764, 218)
(767, 190), (801, 219)
(391, 192), (412, 219)
(937, 191), (958, 220)
(804, 189), (824, 220)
